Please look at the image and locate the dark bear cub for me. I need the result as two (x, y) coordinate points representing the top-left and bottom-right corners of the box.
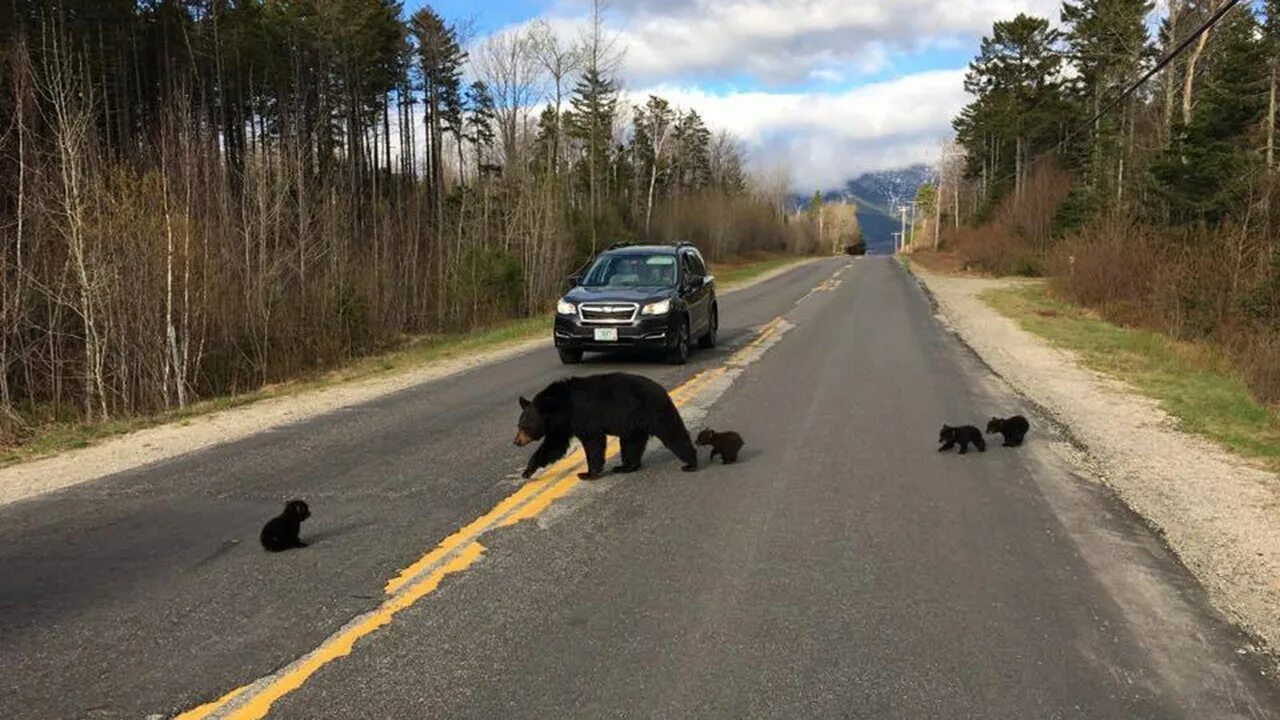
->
(696, 429), (744, 464)
(987, 415), (1030, 447)
(516, 372), (698, 480)
(260, 499), (311, 552)
(938, 425), (986, 454)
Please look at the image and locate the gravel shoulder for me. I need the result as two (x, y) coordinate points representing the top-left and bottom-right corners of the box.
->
(912, 265), (1280, 656)
(0, 257), (820, 508)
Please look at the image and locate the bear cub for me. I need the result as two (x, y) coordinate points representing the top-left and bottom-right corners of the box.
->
(696, 429), (744, 464)
(938, 425), (986, 454)
(260, 499), (311, 552)
(516, 372), (698, 480)
(987, 415), (1030, 447)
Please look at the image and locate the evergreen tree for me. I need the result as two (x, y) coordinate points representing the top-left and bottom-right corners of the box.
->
(956, 14), (1070, 209)
(1151, 7), (1269, 223)
(674, 110), (712, 191)
(567, 65), (619, 246)
(1061, 0), (1154, 211)
(466, 80), (498, 177)
(410, 6), (466, 212)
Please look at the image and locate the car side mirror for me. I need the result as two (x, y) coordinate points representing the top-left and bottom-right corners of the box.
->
(701, 275), (714, 288)
(565, 274), (580, 289)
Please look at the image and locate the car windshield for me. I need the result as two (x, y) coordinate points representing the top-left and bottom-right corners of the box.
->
(580, 253), (678, 288)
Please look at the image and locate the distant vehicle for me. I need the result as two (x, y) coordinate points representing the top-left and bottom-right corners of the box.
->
(845, 239), (867, 256)
(554, 243), (718, 365)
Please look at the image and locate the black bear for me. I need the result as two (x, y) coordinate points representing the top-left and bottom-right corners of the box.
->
(260, 499), (311, 552)
(987, 415), (1030, 447)
(938, 424), (986, 454)
(515, 372), (698, 480)
(696, 429), (744, 464)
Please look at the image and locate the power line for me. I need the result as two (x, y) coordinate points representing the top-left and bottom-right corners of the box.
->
(1084, 0), (1244, 130)
(961, 0), (1247, 194)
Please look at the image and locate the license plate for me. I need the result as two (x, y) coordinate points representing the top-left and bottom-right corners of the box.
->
(593, 327), (619, 342)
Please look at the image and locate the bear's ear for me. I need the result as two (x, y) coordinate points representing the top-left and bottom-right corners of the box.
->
(519, 396), (530, 409)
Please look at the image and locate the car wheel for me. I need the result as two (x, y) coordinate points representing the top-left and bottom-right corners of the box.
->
(668, 320), (690, 365)
(698, 306), (718, 349)
(558, 348), (583, 364)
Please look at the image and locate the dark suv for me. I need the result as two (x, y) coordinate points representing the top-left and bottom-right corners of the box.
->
(554, 243), (718, 365)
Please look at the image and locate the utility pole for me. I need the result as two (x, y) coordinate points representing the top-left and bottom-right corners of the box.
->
(907, 200), (918, 248)
(898, 202), (917, 250)
(898, 205), (908, 252)
(891, 231), (902, 254)
(933, 182), (942, 250)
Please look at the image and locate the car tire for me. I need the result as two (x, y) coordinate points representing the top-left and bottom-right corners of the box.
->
(698, 305), (718, 349)
(668, 320), (690, 365)
(558, 348), (583, 364)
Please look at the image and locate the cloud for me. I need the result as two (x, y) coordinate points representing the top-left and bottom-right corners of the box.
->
(594, 0), (1062, 84)
(628, 69), (968, 190)
(473, 1), (1053, 185)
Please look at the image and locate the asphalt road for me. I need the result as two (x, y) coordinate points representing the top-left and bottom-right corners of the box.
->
(2, 257), (1277, 719)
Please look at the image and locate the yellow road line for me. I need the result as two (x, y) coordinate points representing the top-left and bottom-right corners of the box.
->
(173, 685), (249, 720)
(177, 315), (790, 720)
(226, 543), (485, 720)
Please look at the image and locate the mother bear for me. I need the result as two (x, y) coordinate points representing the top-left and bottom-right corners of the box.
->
(514, 372), (699, 480)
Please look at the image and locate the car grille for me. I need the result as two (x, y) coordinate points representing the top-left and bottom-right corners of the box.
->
(579, 302), (639, 324)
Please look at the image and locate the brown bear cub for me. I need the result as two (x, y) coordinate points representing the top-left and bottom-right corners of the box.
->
(987, 415), (1030, 447)
(260, 499), (311, 552)
(696, 429), (744, 464)
(938, 425), (986, 454)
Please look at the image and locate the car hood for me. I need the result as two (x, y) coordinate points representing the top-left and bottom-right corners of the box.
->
(563, 286), (674, 305)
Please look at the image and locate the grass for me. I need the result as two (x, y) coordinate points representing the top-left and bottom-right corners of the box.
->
(710, 252), (811, 287)
(0, 253), (812, 468)
(982, 282), (1280, 469)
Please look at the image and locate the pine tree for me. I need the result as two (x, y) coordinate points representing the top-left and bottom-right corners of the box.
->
(1061, 0), (1154, 212)
(674, 110), (712, 191)
(410, 6), (466, 214)
(957, 14), (1070, 209)
(567, 65), (619, 248)
(1151, 7), (1269, 222)
(466, 80), (497, 177)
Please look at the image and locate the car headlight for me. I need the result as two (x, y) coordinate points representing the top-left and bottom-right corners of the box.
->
(556, 299), (576, 315)
(641, 299), (671, 315)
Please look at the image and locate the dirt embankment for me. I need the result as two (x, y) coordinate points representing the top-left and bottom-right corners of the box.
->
(913, 266), (1280, 656)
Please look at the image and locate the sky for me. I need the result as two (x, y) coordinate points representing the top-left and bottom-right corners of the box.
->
(408, 0), (1065, 190)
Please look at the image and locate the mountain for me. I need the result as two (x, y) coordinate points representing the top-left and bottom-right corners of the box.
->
(790, 164), (933, 254)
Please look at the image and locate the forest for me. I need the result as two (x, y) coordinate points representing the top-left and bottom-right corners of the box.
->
(0, 0), (822, 440)
(929, 0), (1280, 403)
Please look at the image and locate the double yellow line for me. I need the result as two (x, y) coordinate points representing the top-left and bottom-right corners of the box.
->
(177, 316), (787, 720)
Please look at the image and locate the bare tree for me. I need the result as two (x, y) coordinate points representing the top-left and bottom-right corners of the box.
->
(1182, 0), (1224, 125)
(477, 26), (541, 171)
(39, 29), (109, 419)
(528, 20), (583, 173)
(637, 96), (677, 235)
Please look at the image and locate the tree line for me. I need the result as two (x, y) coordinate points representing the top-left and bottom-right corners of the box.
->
(0, 0), (817, 438)
(931, 0), (1280, 402)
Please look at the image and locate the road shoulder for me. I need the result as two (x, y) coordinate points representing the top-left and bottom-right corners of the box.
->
(0, 256), (823, 508)
(909, 263), (1280, 660)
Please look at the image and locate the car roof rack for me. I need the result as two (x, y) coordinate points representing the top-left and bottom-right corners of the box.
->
(607, 241), (634, 250)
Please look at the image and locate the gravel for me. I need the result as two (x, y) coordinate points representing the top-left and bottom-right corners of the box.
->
(913, 267), (1280, 655)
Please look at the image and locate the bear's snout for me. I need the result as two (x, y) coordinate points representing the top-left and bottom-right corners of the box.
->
(514, 430), (533, 447)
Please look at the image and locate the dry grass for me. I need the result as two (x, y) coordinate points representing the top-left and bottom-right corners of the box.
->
(0, 253), (804, 466)
(985, 283), (1280, 468)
